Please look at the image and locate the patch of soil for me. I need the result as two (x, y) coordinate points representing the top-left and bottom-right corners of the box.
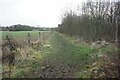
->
(35, 60), (80, 78)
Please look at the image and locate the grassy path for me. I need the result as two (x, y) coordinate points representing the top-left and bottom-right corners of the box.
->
(38, 33), (118, 78)
(11, 32), (118, 78)
(33, 33), (96, 78)
(49, 33), (93, 65)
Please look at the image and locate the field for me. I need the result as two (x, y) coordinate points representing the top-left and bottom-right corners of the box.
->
(1, 31), (118, 78)
(1, 31), (50, 39)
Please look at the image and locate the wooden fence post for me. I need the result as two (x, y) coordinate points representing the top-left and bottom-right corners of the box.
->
(27, 32), (31, 57)
(39, 32), (40, 39)
(28, 32), (30, 47)
(5, 35), (15, 78)
(43, 33), (45, 41)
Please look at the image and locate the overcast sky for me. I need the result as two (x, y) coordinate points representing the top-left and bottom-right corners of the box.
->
(0, 0), (86, 27)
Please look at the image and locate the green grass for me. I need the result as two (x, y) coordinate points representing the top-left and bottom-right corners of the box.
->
(49, 33), (94, 65)
(48, 32), (117, 78)
(1, 31), (50, 40)
(3, 32), (117, 78)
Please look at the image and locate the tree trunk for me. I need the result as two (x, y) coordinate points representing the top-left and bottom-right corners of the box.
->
(115, 19), (118, 45)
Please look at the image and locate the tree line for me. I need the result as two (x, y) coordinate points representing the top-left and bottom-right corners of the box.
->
(58, 1), (120, 42)
(1, 24), (55, 31)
